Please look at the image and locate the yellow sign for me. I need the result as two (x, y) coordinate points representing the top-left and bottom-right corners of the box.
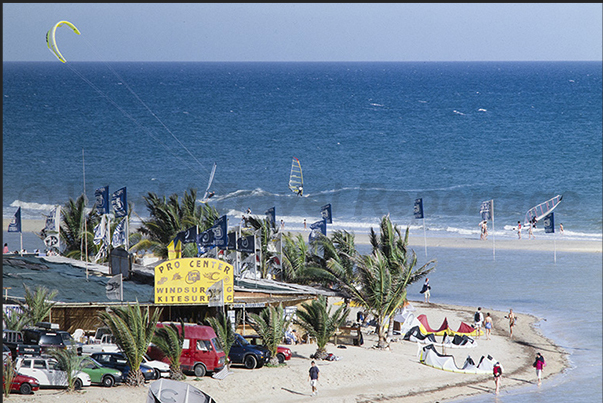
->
(154, 258), (234, 305)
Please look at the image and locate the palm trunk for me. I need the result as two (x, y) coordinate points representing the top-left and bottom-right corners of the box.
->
(126, 368), (145, 386)
(169, 364), (185, 380)
(387, 314), (394, 340)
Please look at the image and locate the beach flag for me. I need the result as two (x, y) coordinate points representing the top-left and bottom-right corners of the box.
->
(321, 204), (333, 224)
(93, 215), (108, 245)
(8, 207), (22, 233)
(168, 234), (183, 260)
(265, 207), (276, 229)
(212, 215), (228, 248)
(544, 213), (555, 233)
(106, 274), (123, 301)
(180, 226), (198, 244)
(112, 218), (127, 247)
(309, 218), (327, 243)
(227, 232), (237, 250)
(95, 186), (110, 215)
(197, 228), (215, 247)
(414, 199), (424, 219)
(111, 187), (128, 217)
(480, 200), (493, 221)
(94, 243), (107, 263)
(237, 234), (255, 253)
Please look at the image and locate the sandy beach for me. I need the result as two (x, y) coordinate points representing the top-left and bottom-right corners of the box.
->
(6, 300), (567, 403)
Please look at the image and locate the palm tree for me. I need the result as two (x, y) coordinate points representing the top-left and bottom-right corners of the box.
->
(206, 311), (237, 369)
(3, 309), (28, 332)
(152, 320), (186, 380)
(280, 232), (314, 283)
(307, 230), (358, 294)
(97, 302), (162, 386)
(243, 215), (281, 279)
(17, 284), (58, 327)
(247, 304), (290, 365)
(369, 215), (436, 340)
(132, 189), (219, 259)
(294, 296), (350, 360)
(60, 194), (98, 260)
(3, 358), (16, 397)
(48, 346), (87, 391)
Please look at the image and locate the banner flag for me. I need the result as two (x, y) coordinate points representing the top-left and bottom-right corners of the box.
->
(112, 218), (127, 247)
(44, 207), (58, 232)
(180, 226), (198, 245)
(111, 187), (128, 217)
(309, 218), (327, 243)
(414, 198), (424, 219)
(94, 243), (107, 263)
(227, 232), (237, 250)
(320, 204), (333, 224)
(44, 234), (60, 249)
(237, 235), (255, 253)
(212, 215), (228, 248)
(480, 200), (493, 221)
(106, 274), (123, 301)
(207, 279), (224, 307)
(93, 215), (107, 245)
(95, 186), (110, 214)
(197, 228), (215, 247)
(544, 213), (555, 233)
(265, 207), (276, 229)
(8, 207), (21, 233)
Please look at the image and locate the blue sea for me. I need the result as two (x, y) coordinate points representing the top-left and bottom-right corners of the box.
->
(3, 61), (602, 402)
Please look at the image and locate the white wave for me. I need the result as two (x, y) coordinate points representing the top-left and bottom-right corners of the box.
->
(369, 103), (384, 107)
(478, 108), (487, 112)
(9, 200), (60, 212)
(453, 110), (465, 115)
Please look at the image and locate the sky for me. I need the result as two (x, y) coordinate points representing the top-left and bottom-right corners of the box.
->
(3, 3), (602, 62)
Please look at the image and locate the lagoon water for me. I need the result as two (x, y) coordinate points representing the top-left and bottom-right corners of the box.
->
(3, 61), (602, 401)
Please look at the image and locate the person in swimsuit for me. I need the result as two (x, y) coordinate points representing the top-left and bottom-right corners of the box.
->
(517, 221), (522, 239)
(484, 313), (493, 340)
(505, 309), (516, 339)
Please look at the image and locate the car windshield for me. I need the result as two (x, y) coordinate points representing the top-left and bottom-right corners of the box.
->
(236, 335), (250, 345)
(39, 334), (62, 345)
(212, 337), (224, 352)
(61, 333), (74, 343)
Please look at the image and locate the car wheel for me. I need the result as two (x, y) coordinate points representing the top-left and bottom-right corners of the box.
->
(277, 353), (285, 364)
(194, 364), (206, 378)
(244, 355), (258, 369)
(102, 375), (115, 387)
(154, 369), (161, 379)
(19, 382), (32, 395)
(74, 378), (83, 390)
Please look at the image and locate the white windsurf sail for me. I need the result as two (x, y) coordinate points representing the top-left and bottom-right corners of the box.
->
(525, 194), (563, 225)
(202, 163), (217, 202)
(288, 157), (303, 196)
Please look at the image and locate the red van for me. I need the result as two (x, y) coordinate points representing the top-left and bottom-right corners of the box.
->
(148, 323), (226, 377)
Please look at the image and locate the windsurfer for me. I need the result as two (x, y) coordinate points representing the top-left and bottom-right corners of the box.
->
(297, 186), (303, 196)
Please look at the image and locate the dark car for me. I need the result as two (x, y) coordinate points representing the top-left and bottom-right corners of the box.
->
(228, 334), (270, 369)
(242, 334), (292, 363)
(3, 330), (42, 358)
(2, 372), (40, 395)
(22, 327), (83, 355)
(90, 352), (156, 381)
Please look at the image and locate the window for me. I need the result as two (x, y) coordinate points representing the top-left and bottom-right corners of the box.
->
(22, 359), (32, 368)
(212, 338), (224, 353)
(33, 360), (46, 369)
(182, 339), (190, 349)
(196, 340), (213, 351)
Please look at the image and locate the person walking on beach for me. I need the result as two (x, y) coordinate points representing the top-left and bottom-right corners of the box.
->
(3, 243), (9, 254)
(559, 223), (564, 234)
(493, 361), (503, 394)
(304, 219), (307, 230)
(484, 313), (493, 340)
(528, 222), (535, 239)
(309, 360), (319, 396)
(517, 221), (522, 239)
(420, 278), (431, 303)
(474, 307), (484, 339)
(533, 352), (546, 386)
(505, 309), (516, 339)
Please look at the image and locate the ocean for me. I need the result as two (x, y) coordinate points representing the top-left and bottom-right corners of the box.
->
(3, 61), (602, 401)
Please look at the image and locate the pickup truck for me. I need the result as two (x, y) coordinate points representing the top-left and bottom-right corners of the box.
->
(81, 334), (121, 355)
(3, 330), (42, 359)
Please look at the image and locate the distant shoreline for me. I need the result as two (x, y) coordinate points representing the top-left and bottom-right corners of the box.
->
(4, 218), (602, 254)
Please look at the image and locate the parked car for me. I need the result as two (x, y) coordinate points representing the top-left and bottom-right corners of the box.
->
(22, 327), (83, 355)
(81, 333), (121, 355)
(15, 356), (91, 389)
(80, 356), (123, 387)
(242, 334), (292, 363)
(2, 372), (40, 395)
(147, 323), (226, 378)
(89, 352), (156, 381)
(3, 344), (12, 363)
(142, 354), (170, 379)
(3, 330), (42, 358)
(229, 334), (270, 369)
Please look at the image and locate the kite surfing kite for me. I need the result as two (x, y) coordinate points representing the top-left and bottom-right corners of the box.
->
(46, 20), (81, 63)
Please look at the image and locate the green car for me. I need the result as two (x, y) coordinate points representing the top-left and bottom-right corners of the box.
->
(80, 357), (123, 387)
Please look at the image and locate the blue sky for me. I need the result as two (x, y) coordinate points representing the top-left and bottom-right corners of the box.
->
(3, 3), (602, 62)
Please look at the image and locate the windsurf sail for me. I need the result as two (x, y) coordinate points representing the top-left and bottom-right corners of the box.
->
(288, 157), (303, 196)
(201, 163), (217, 202)
(525, 195), (563, 225)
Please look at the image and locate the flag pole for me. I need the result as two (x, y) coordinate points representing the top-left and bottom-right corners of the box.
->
(82, 148), (89, 281)
(492, 199), (496, 261)
(422, 217), (427, 257)
(120, 273), (123, 304)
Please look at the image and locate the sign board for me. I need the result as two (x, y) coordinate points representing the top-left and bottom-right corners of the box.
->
(154, 258), (234, 305)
